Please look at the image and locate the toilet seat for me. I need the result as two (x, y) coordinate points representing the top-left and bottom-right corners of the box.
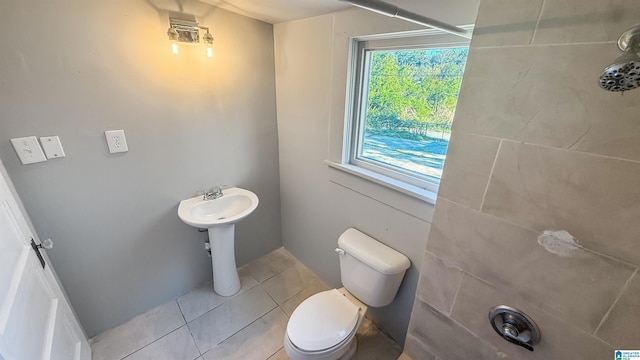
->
(287, 289), (360, 352)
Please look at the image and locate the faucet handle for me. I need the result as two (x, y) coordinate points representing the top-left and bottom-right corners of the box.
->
(214, 184), (229, 191)
(196, 189), (209, 200)
(212, 185), (225, 196)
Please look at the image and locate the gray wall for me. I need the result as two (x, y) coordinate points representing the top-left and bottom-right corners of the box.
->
(273, 2), (479, 345)
(404, 0), (640, 359)
(0, 0), (281, 337)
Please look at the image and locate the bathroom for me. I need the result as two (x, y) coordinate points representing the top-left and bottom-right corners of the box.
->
(1, 0), (640, 359)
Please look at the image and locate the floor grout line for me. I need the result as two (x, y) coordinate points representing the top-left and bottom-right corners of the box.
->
(176, 298), (188, 324)
(119, 324), (186, 360)
(187, 321), (204, 357)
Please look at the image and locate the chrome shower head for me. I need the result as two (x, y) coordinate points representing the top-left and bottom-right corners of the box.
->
(599, 25), (640, 92)
(599, 53), (640, 92)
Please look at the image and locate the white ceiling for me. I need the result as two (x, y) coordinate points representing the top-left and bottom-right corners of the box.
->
(197, 0), (351, 24)
(196, 0), (480, 27)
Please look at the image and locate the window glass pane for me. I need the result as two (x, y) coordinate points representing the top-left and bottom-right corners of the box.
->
(358, 47), (468, 182)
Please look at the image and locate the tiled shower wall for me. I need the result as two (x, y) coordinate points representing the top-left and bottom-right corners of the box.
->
(404, 0), (640, 359)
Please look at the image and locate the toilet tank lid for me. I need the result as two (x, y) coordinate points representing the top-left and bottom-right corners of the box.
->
(338, 228), (410, 274)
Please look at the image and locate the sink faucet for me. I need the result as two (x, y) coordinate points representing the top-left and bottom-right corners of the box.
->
(203, 186), (224, 200)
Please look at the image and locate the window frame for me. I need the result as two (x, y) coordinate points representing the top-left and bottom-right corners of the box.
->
(342, 31), (471, 197)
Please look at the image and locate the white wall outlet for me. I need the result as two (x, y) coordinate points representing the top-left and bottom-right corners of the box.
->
(10, 136), (47, 165)
(104, 130), (128, 154)
(40, 136), (66, 159)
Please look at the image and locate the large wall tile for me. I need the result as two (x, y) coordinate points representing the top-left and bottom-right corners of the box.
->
(533, 0), (640, 44)
(407, 300), (510, 360)
(573, 116), (640, 163)
(451, 274), (615, 359)
(483, 141), (640, 266)
(407, 0), (640, 356)
(416, 251), (463, 315)
(438, 133), (500, 209)
(471, 0), (543, 47)
(454, 45), (640, 160)
(403, 333), (437, 360)
(427, 199), (635, 332)
(596, 272), (640, 348)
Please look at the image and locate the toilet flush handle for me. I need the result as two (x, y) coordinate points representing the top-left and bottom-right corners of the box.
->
(335, 248), (346, 255)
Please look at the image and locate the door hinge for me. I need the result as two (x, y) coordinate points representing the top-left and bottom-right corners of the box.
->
(30, 238), (46, 269)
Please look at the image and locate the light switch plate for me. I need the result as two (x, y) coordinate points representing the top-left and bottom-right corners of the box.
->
(105, 130), (128, 153)
(10, 136), (47, 165)
(40, 136), (66, 159)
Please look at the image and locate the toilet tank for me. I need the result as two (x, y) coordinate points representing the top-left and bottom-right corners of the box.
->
(337, 228), (410, 307)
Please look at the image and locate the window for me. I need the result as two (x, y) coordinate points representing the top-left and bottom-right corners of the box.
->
(343, 33), (469, 196)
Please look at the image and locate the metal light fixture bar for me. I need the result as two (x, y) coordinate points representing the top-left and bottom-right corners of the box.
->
(168, 18), (211, 44)
(167, 16), (214, 57)
(339, 0), (472, 39)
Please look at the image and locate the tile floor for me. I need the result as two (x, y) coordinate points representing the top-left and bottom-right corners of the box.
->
(90, 248), (403, 360)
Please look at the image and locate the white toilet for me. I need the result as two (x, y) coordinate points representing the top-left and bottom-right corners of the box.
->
(284, 228), (411, 360)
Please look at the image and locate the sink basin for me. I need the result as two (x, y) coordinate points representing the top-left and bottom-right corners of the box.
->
(178, 187), (259, 228)
(177, 187), (259, 296)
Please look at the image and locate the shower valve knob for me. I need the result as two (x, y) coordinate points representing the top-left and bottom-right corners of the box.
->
(489, 305), (540, 352)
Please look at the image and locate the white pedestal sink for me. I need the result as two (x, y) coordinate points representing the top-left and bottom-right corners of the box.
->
(178, 187), (259, 296)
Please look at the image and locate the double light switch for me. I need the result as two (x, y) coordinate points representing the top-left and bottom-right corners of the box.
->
(10, 136), (66, 165)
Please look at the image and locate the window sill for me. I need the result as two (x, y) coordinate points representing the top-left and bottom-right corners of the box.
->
(325, 161), (437, 205)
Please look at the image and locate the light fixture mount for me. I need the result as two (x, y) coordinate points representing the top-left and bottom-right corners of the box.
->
(167, 14), (215, 57)
(169, 16), (204, 44)
(167, 14), (214, 43)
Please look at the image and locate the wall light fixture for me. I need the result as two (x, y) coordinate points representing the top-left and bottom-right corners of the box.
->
(167, 16), (215, 57)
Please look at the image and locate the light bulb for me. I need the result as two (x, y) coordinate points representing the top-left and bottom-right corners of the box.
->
(167, 26), (179, 55)
(203, 30), (214, 58)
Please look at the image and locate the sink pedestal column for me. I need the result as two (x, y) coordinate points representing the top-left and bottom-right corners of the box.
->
(208, 224), (241, 296)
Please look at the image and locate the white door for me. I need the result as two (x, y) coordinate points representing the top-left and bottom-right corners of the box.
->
(0, 169), (90, 360)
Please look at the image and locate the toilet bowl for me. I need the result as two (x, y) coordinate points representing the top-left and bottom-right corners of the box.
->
(284, 228), (410, 360)
(284, 288), (367, 360)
